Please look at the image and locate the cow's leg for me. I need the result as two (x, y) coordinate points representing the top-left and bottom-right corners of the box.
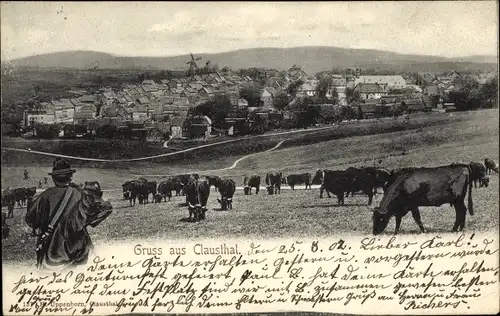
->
(367, 190), (374, 205)
(410, 207), (426, 233)
(319, 186), (324, 198)
(255, 186), (259, 195)
(454, 201), (467, 232)
(394, 215), (402, 235)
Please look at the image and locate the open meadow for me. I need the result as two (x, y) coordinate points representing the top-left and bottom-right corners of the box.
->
(2, 110), (499, 265)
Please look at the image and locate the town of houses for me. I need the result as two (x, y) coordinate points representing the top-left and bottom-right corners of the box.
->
(22, 65), (496, 140)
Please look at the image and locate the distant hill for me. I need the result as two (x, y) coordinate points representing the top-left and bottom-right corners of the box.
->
(4, 46), (498, 74)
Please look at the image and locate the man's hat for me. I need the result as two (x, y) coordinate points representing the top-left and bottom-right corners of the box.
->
(48, 158), (76, 176)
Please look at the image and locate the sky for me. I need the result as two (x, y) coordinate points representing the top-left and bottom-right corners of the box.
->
(1, 1), (498, 61)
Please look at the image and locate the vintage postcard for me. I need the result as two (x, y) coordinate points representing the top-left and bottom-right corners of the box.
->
(1, 1), (499, 315)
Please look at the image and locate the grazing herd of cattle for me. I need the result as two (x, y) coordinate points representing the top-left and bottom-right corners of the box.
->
(119, 158), (498, 233)
(2, 158), (498, 236)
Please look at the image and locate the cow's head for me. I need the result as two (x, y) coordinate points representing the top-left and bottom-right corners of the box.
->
(480, 176), (490, 188)
(217, 197), (232, 211)
(372, 207), (390, 235)
(122, 182), (129, 193)
(123, 191), (130, 199)
(266, 185), (274, 195)
(83, 181), (112, 212)
(312, 169), (323, 185)
(188, 202), (208, 221)
(244, 186), (250, 195)
(27, 187), (37, 197)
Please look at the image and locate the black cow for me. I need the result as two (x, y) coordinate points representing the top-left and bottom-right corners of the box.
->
(372, 164), (473, 235)
(147, 181), (157, 203)
(11, 187), (37, 208)
(203, 175), (222, 192)
(2, 188), (16, 219)
(123, 179), (148, 206)
(217, 178), (236, 211)
(122, 181), (133, 200)
(243, 175), (261, 195)
(173, 173), (199, 195)
(313, 169), (332, 198)
(284, 173), (312, 190)
(343, 167), (377, 198)
(158, 179), (175, 202)
(470, 162), (489, 188)
(185, 176), (210, 222)
(265, 172), (282, 195)
(321, 169), (375, 205)
(485, 158), (499, 175)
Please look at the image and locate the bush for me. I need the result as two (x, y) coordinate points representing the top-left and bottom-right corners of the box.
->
(34, 123), (61, 139)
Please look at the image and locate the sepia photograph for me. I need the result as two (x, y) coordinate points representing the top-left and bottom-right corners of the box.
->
(1, 1), (499, 315)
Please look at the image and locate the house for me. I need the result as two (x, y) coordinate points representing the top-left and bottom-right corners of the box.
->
(354, 75), (406, 90)
(79, 94), (98, 104)
(51, 99), (75, 123)
(132, 105), (148, 122)
(183, 115), (212, 139)
(73, 110), (96, 125)
(358, 100), (381, 119)
(70, 98), (84, 112)
(296, 82), (317, 97)
(423, 84), (439, 96)
(142, 79), (156, 85)
(238, 98), (249, 108)
(24, 106), (56, 126)
(260, 89), (274, 108)
(402, 98), (425, 113)
(100, 103), (131, 121)
(170, 117), (185, 138)
(353, 83), (388, 100)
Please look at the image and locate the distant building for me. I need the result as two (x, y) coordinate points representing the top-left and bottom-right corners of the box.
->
(354, 75), (406, 90)
(353, 83), (388, 100)
(24, 107), (56, 127)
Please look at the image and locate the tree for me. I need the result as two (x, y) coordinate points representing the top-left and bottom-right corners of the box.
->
(316, 77), (332, 101)
(289, 97), (319, 128)
(239, 85), (262, 107)
(478, 76), (498, 108)
(331, 87), (339, 105)
(273, 91), (290, 111)
(192, 94), (234, 129)
(340, 106), (357, 121)
(345, 87), (361, 104)
(287, 79), (305, 98)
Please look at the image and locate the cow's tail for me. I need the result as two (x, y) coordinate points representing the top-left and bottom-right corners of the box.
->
(467, 166), (474, 215)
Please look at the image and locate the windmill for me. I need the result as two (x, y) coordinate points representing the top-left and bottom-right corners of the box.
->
(186, 53), (202, 76)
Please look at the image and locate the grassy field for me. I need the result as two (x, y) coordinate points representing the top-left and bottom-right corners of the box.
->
(2, 110), (498, 265)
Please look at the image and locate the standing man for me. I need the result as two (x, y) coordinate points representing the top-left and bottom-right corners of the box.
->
(26, 158), (113, 270)
(24, 169), (29, 180)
